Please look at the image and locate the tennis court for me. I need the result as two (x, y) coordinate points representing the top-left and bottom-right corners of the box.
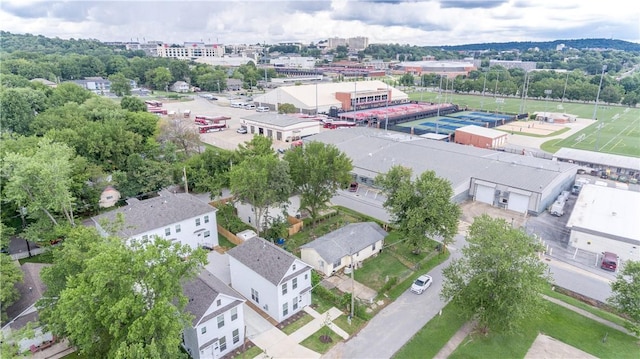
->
(397, 110), (517, 135)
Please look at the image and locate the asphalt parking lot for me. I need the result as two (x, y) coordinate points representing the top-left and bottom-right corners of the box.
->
(161, 94), (328, 152)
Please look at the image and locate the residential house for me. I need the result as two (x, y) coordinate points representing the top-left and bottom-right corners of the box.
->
(226, 79), (243, 91)
(1, 263), (54, 353)
(98, 185), (121, 208)
(300, 222), (387, 277)
(227, 237), (312, 323)
(71, 76), (111, 94)
(182, 269), (246, 359)
(234, 195), (300, 232)
(91, 189), (218, 250)
(170, 81), (190, 93)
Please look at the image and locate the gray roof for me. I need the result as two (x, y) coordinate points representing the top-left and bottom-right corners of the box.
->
(91, 190), (216, 238)
(227, 237), (310, 285)
(305, 127), (577, 194)
(553, 148), (640, 171)
(243, 113), (320, 128)
(182, 269), (245, 327)
(300, 222), (387, 264)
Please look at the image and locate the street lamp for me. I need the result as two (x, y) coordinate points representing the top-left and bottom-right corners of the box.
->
(561, 72), (569, 104)
(544, 89), (552, 119)
(592, 65), (607, 120)
(385, 82), (389, 132)
(481, 69), (488, 110)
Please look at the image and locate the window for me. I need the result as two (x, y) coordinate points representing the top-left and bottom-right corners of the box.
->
(201, 326), (206, 334)
(195, 218), (201, 226)
(293, 300), (298, 311)
(232, 329), (240, 344)
(282, 283), (287, 295)
(204, 215), (209, 223)
(293, 264), (296, 271)
(251, 288), (259, 303)
(217, 314), (224, 328)
(176, 224), (181, 233)
(292, 278), (298, 290)
(282, 302), (288, 317)
(333, 258), (341, 268)
(204, 231), (211, 238)
(372, 243), (376, 251)
(219, 336), (227, 351)
(165, 227), (171, 236)
(231, 307), (238, 321)
(305, 273), (308, 280)
(216, 299), (221, 306)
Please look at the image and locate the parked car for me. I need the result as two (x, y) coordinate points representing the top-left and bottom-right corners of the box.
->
(600, 252), (618, 272)
(410, 274), (433, 294)
(236, 127), (248, 134)
(618, 175), (628, 183)
(348, 182), (359, 192)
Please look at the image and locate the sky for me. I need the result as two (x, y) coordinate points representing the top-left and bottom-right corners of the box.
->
(1, 0), (638, 47)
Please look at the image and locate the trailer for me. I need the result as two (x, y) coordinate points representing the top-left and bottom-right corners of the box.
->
(550, 201), (565, 216)
(198, 124), (226, 133)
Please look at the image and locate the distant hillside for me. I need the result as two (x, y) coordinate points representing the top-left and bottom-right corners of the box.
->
(439, 39), (640, 52)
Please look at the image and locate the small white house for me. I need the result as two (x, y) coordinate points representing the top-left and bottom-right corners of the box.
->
(170, 81), (190, 93)
(300, 222), (387, 277)
(98, 185), (121, 208)
(91, 189), (218, 250)
(227, 237), (312, 323)
(235, 195), (300, 232)
(182, 269), (246, 359)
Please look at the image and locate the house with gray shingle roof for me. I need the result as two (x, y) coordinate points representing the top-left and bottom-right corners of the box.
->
(226, 237), (312, 323)
(182, 269), (246, 359)
(91, 189), (218, 250)
(300, 222), (387, 277)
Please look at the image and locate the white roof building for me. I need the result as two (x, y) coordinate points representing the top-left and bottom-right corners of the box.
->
(566, 184), (640, 262)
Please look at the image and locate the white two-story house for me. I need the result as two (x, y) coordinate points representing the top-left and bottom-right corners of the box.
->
(227, 237), (312, 323)
(92, 189), (218, 250)
(182, 269), (246, 359)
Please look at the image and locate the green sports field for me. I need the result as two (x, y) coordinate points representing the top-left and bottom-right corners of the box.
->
(408, 91), (640, 157)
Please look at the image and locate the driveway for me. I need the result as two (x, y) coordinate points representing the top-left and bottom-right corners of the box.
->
(322, 233), (467, 359)
(323, 275), (377, 303)
(205, 250), (231, 285)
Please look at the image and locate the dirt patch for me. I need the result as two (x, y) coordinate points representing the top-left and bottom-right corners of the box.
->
(524, 334), (597, 359)
(459, 200), (528, 230)
(497, 120), (563, 136)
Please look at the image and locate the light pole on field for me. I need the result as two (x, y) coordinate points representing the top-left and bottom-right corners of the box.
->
(592, 65), (607, 120)
(481, 68), (488, 110)
(544, 89), (552, 119)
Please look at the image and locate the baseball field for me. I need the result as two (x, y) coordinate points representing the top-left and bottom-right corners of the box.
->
(408, 91), (640, 157)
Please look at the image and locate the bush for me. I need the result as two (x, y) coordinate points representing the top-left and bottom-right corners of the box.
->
(380, 276), (398, 293)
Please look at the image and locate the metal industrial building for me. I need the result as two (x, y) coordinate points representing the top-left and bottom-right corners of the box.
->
(307, 127), (577, 215)
(252, 80), (409, 115)
(566, 184), (640, 263)
(553, 148), (640, 180)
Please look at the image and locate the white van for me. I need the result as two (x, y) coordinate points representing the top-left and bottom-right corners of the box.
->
(231, 102), (244, 108)
(244, 104), (256, 110)
(256, 106), (270, 112)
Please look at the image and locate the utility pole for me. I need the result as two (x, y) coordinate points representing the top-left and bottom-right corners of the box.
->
(350, 248), (355, 320)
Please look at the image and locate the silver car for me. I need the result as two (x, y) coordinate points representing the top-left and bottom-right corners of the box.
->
(410, 274), (433, 294)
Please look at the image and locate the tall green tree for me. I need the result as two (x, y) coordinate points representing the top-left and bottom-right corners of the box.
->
(109, 72), (132, 96)
(283, 142), (352, 224)
(236, 135), (275, 160)
(2, 139), (76, 228)
(0, 222), (22, 323)
(229, 155), (293, 236)
(48, 82), (93, 107)
(441, 215), (549, 333)
(375, 166), (460, 253)
(121, 96), (148, 113)
(38, 226), (207, 359)
(608, 260), (640, 336)
(145, 67), (172, 91)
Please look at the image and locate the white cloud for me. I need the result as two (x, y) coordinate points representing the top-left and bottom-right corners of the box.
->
(0, 0), (637, 45)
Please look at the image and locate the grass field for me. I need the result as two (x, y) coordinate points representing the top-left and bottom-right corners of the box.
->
(409, 91), (640, 157)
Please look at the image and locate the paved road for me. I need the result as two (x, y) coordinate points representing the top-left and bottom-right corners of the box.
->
(322, 234), (466, 359)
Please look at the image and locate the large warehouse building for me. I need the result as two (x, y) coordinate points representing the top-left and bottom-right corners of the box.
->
(252, 80), (409, 115)
(566, 184), (640, 263)
(307, 127), (577, 215)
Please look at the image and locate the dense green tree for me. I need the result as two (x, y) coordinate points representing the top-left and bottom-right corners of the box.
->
(109, 72), (132, 96)
(124, 111), (159, 138)
(168, 60), (190, 82)
(229, 155), (293, 236)
(0, 223), (22, 323)
(48, 82), (94, 107)
(278, 103), (297, 114)
(113, 154), (173, 197)
(181, 147), (236, 195)
(0, 87), (37, 135)
(375, 166), (460, 253)
(441, 215), (549, 333)
(283, 142), (353, 224)
(120, 96), (148, 113)
(1, 139), (77, 229)
(608, 260), (640, 336)
(145, 67), (173, 91)
(235, 135), (275, 160)
(38, 226), (207, 359)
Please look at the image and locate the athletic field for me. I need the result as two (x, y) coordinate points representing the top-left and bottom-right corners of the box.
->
(409, 91), (640, 157)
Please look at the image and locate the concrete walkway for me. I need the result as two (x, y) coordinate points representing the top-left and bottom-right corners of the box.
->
(433, 320), (475, 359)
(250, 306), (350, 359)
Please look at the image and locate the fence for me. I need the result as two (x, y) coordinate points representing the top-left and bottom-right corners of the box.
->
(217, 224), (244, 246)
(287, 216), (304, 236)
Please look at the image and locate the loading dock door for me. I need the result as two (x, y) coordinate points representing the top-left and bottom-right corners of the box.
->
(508, 192), (529, 213)
(475, 184), (495, 205)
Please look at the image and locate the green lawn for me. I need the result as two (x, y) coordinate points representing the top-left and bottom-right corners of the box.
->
(393, 301), (469, 359)
(18, 249), (54, 264)
(409, 91), (640, 157)
(280, 313), (315, 335)
(312, 293), (336, 315)
(542, 287), (630, 328)
(333, 313), (367, 336)
(353, 250), (410, 291)
(299, 326), (342, 354)
(217, 232), (237, 250)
